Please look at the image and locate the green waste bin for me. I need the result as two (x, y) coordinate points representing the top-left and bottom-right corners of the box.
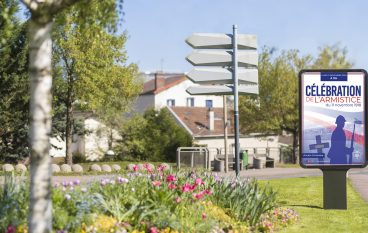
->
(241, 150), (249, 170)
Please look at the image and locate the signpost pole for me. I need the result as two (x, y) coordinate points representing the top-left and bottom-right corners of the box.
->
(322, 169), (348, 209)
(223, 95), (228, 173)
(232, 24), (240, 176)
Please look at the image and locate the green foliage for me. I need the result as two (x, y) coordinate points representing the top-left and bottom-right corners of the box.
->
(0, 0), (19, 47)
(51, 0), (142, 163)
(116, 108), (193, 162)
(0, 2), (30, 162)
(0, 169), (289, 232)
(0, 173), (29, 231)
(211, 177), (277, 226)
(240, 45), (353, 163)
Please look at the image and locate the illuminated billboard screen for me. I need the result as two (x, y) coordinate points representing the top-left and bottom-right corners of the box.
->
(299, 70), (367, 168)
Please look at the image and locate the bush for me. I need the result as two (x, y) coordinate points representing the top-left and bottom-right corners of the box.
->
(116, 108), (193, 162)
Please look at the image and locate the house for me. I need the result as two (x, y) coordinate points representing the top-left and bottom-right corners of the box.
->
(134, 72), (224, 113)
(135, 72), (282, 162)
(167, 106), (280, 162)
(50, 112), (120, 161)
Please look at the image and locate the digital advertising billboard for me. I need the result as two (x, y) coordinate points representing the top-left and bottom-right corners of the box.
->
(299, 70), (367, 168)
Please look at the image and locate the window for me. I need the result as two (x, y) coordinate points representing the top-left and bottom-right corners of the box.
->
(167, 99), (175, 106)
(205, 100), (213, 108)
(186, 97), (194, 107)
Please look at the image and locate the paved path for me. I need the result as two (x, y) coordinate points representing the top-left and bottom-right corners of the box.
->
(50, 167), (368, 203)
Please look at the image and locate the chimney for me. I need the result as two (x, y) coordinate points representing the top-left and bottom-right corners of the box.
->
(154, 72), (165, 91)
(208, 108), (215, 131)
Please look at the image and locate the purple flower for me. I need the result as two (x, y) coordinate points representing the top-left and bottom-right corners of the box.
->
(117, 177), (129, 184)
(62, 181), (68, 187)
(68, 181), (74, 187)
(54, 182), (60, 188)
(73, 179), (81, 186)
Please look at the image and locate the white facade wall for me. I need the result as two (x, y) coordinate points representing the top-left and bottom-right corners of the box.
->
(154, 80), (223, 109)
(49, 117), (121, 160)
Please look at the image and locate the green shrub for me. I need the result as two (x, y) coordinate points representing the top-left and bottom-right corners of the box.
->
(0, 173), (29, 231)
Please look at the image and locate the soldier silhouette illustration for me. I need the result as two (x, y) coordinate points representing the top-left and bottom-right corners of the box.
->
(327, 115), (354, 164)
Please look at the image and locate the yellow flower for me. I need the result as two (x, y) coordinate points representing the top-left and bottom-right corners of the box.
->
(16, 224), (28, 233)
(91, 215), (118, 232)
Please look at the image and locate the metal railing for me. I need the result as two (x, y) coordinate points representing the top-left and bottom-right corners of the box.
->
(176, 147), (210, 169)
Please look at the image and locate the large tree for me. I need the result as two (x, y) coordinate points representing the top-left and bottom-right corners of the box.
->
(240, 45), (352, 163)
(52, 0), (141, 165)
(0, 0), (30, 163)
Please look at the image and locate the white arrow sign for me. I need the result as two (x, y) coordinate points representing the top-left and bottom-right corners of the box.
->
(186, 85), (258, 95)
(186, 50), (258, 67)
(186, 33), (257, 50)
(186, 67), (258, 85)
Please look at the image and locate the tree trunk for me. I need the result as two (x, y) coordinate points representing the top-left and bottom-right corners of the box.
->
(292, 131), (299, 164)
(65, 73), (73, 165)
(28, 19), (53, 233)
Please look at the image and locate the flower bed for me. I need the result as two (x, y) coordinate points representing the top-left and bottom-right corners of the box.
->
(1, 164), (298, 232)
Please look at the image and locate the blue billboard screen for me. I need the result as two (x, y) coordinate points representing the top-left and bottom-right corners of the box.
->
(300, 70), (367, 168)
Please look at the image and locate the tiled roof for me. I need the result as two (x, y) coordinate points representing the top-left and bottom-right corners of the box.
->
(141, 74), (187, 95)
(169, 106), (235, 137)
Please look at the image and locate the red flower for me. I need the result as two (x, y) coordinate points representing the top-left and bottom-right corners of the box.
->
(204, 189), (212, 195)
(168, 183), (176, 190)
(133, 165), (139, 172)
(193, 192), (204, 200)
(150, 227), (159, 233)
(5, 225), (16, 233)
(181, 183), (192, 192)
(166, 174), (177, 182)
(202, 212), (207, 219)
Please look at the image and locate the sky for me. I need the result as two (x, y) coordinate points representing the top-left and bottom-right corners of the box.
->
(122, 0), (368, 73)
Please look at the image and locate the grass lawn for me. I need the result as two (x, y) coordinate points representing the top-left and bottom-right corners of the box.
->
(261, 177), (368, 233)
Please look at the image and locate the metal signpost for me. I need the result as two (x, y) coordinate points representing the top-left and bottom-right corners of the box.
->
(299, 69), (367, 209)
(185, 25), (258, 176)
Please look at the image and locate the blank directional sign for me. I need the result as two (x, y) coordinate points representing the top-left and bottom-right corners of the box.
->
(186, 67), (258, 85)
(186, 85), (259, 95)
(186, 50), (258, 67)
(186, 33), (257, 50)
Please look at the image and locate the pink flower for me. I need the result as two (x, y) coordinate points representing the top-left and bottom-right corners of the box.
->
(195, 178), (204, 185)
(150, 227), (159, 233)
(168, 183), (176, 190)
(157, 165), (166, 172)
(143, 163), (153, 173)
(181, 183), (192, 192)
(166, 174), (177, 182)
(204, 189), (212, 195)
(152, 180), (162, 187)
(193, 192), (204, 200)
(5, 225), (16, 233)
(133, 165), (139, 172)
(202, 212), (207, 219)
(175, 197), (182, 203)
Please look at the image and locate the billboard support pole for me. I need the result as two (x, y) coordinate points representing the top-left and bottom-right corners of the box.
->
(322, 169), (348, 209)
